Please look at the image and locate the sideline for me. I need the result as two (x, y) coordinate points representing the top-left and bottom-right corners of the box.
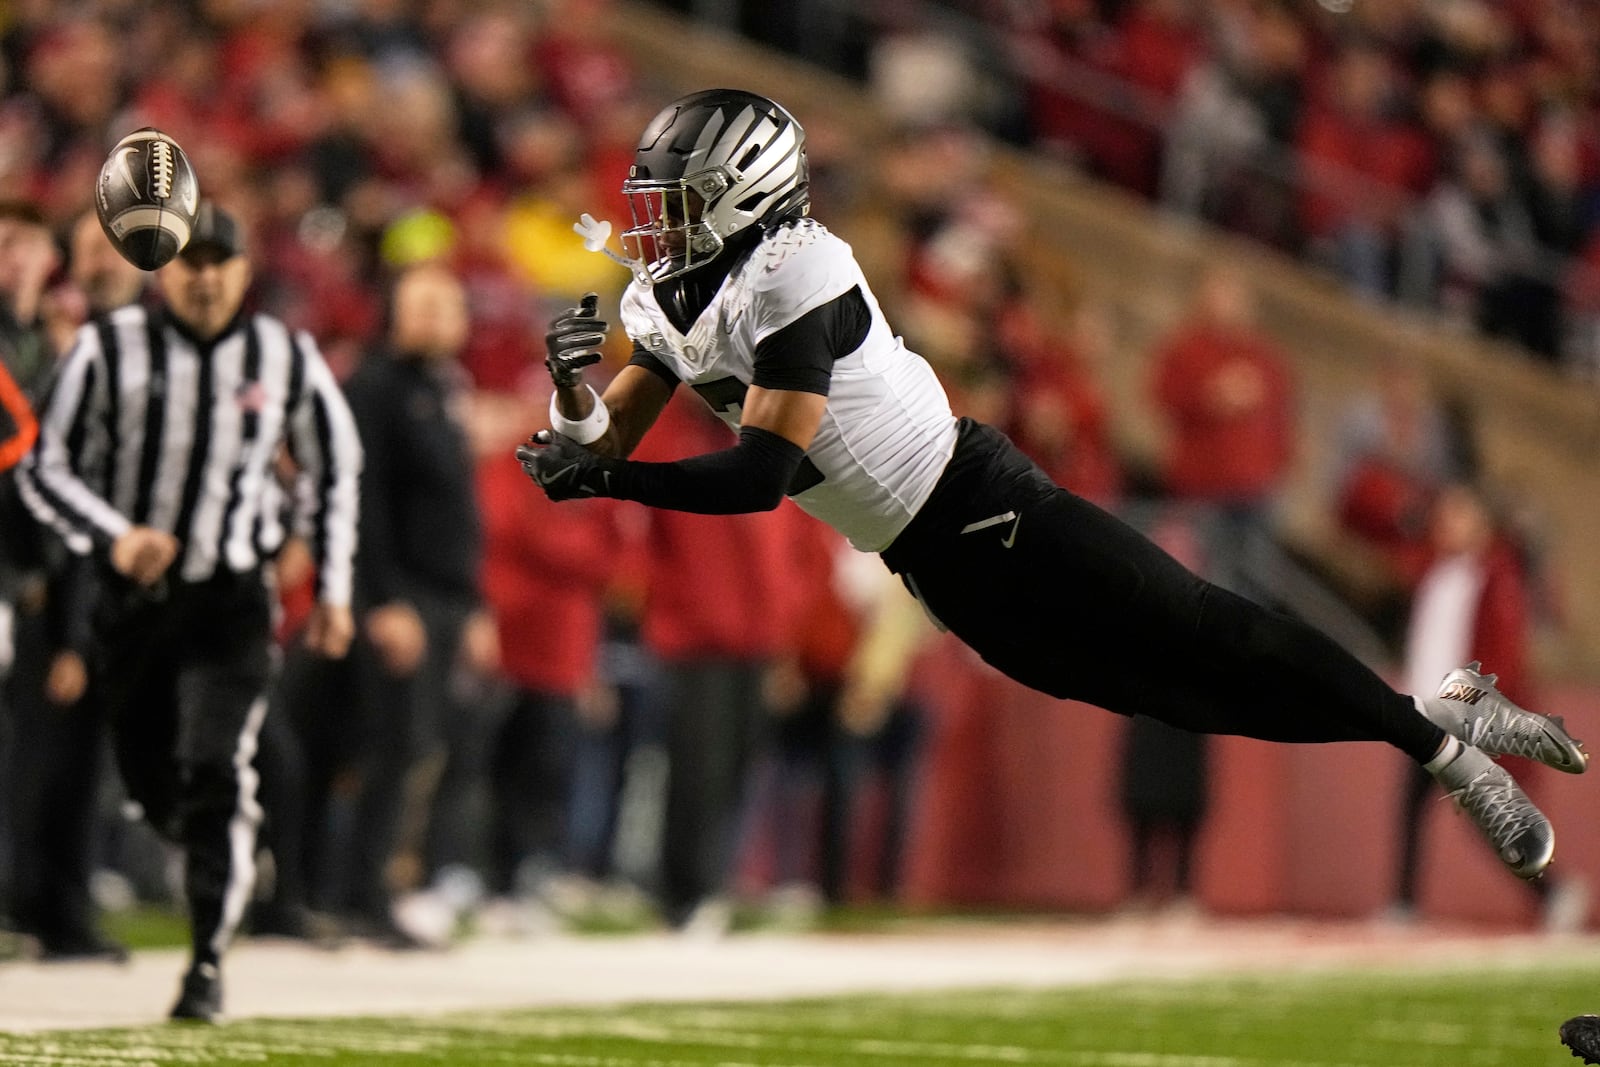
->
(0, 916), (1594, 1032)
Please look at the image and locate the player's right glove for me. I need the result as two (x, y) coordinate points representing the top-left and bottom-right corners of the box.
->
(545, 292), (608, 389)
(516, 430), (619, 501)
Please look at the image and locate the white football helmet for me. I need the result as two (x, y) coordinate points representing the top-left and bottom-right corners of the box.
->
(620, 89), (810, 283)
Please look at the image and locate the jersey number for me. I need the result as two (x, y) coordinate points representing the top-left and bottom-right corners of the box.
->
(691, 376), (825, 496)
(692, 377), (749, 420)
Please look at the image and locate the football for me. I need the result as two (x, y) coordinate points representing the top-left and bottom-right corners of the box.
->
(94, 127), (201, 270)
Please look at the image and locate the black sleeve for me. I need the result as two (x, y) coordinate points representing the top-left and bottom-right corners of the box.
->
(750, 286), (870, 395)
(342, 361), (403, 606)
(612, 424), (804, 514)
(626, 342), (682, 390)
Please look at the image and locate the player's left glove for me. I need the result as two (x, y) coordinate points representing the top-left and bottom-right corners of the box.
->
(516, 430), (619, 501)
(545, 292), (608, 389)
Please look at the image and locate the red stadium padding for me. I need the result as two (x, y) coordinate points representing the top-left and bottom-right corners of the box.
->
(886, 637), (1600, 929)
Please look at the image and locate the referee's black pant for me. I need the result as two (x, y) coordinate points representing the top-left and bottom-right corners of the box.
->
(92, 566), (273, 971)
(881, 419), (1446, 764)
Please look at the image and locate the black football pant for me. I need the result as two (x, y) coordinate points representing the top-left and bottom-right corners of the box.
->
(93, 567), (273, 970)
(343, 596), (468, 919)
(658, 658), (767, 925)
(880, 420), (1447, 764)
(480, 685), (581, 897)
(272, 593), (468, 921)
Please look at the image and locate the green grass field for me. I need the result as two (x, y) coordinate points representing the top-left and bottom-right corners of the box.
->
(2, 961), (1595, 1067)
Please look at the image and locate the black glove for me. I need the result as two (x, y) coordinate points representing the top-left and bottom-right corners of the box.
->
(545, 292), (608, 389)
(516, 430), (619, 501)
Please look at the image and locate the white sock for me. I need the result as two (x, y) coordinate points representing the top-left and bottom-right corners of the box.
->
(1424, 733), (1464, 773)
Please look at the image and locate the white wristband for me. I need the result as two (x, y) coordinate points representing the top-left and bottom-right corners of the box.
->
(549, 385), (611, 445)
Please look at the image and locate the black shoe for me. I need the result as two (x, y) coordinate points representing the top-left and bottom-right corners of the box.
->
(1564, 1016), (1600, 1064)
(37, 928), (130, 964)
(250, 904), (346, 948)
(169, 962), (222, 1023)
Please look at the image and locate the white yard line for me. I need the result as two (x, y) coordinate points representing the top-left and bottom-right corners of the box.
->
(0, 917), (1595, 1032)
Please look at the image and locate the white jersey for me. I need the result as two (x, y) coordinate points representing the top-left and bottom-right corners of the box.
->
(619, 219), (958, 552)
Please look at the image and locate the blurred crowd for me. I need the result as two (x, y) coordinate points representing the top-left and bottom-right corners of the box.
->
(688, 0), (1600, 373)
(0, 0), (960, 956)
(0, 0), (1582, 959)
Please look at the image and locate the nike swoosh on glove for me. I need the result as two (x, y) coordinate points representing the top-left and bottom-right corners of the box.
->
(516, 430), (619, 501)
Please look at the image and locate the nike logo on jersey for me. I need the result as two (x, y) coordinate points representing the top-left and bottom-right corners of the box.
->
(960, 510), (1020, 548)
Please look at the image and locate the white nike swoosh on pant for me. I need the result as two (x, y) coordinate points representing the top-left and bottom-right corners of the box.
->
(960, 511), (1016, 534)
(960, 510), (1020, 547)
(1002, 513), (1021, 547)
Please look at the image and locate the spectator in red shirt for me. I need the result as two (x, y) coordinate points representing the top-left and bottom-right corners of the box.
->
(443, 7), (540, 177)
(1330, 357), (1477, 637)
(1296, 42), (1433, 298)
(1002, 299), (1125, 509)
(1108, 0), (1204, 197)
(1387, 480), (1589, 931)
(472, 388), (624, 911)
(450, 191), (549, 394)
(1016, 0), (1201, 197)
(754, 521), (934, 912)
(630, 392), (811, 933)
(740, 514), (861, 923)
(1150, 266), (1294, 598)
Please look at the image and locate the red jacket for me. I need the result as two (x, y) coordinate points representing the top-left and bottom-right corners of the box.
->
(1151, 324), (1294, 502)
(1457, 540), (1533, 707)
(1295, 101), (1433, 239)
(631, 394), (810, 663)
(1336, 456), (1435, 588)
(477, 447), (621, 695)
(1009, 358), (1123, 508)
(790, 519), (861, 683)
(1422, 539), (1541, 786)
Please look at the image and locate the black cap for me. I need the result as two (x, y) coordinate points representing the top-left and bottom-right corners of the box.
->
(182, 201), (244, 260)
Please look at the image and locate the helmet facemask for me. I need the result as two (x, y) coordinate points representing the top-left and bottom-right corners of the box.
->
(620, 173), (727, 283)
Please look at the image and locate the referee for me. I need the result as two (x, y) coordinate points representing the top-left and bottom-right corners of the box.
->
(18, 203), (362, 1022)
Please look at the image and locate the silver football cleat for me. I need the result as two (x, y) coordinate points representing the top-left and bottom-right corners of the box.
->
(1432, 743), (1555, 880)
(1423, 662), (1589, 774)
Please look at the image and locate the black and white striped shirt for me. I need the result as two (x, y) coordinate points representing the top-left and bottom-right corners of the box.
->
(19, 305), (362, 605)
